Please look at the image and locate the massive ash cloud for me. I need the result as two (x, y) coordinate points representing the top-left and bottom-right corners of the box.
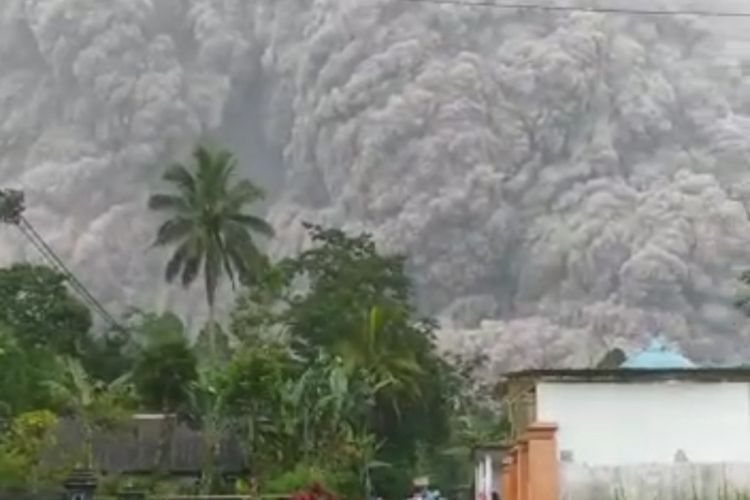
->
(2, 0), (750, 371)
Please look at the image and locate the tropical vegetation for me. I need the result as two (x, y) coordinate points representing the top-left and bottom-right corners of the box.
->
(0, 143), (504, 498)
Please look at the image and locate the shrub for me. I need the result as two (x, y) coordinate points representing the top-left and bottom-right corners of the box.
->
(263, 463), (349, 497)
(0, 410), (62, 491)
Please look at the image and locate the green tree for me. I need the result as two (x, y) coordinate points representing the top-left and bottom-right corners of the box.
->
(148, 144), (274, 360)
(280, 225), (444, 403)
(81, 310), (188, 384)
(131, 313), (198, 471)
(230, 264), (290, 345)
(0, 264), (91, 357)
(280, 224), (410, 350)
(227, 225), (465, 496)
(0, 326), (62, 416)
(221, 344), (294, 485)
(264, 225), (454, 496)
(77, 327), (134, 384)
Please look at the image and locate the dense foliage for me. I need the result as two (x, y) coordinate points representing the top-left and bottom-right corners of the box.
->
(0, 264), (91, 357)
(0, 146), (502, 497)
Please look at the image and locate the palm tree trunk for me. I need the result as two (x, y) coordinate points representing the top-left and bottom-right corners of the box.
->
(155, 403), (176, 475)
(207, 301), (216, 363)
(199, 419), (220, 494)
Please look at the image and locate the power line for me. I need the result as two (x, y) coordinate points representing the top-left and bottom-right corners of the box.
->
(18, 217), (122, 330)
(18, 216), (123, 330)
(400, 0), (750, 18)
(0, 189), (123, 331)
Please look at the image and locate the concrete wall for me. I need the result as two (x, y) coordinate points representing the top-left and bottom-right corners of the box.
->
(536, 382), (750, 466)
(561, 463), (750, 500)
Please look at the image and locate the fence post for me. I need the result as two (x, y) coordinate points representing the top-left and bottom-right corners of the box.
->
(62, 469), (98, 500)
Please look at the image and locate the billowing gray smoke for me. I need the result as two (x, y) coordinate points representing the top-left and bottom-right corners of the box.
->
(2, 0), (750, 375)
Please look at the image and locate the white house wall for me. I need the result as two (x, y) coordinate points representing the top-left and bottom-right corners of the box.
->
(536, 382), (750, 466)
(561, 463), (750, 500)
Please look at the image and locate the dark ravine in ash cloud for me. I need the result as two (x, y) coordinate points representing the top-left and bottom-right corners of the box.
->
(2, 0), (750, 377)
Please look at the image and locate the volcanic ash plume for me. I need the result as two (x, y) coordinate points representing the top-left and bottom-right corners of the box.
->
(3, 0), (750, 371)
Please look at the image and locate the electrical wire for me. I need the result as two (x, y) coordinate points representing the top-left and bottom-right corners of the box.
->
(0, 190), (122, 330)
(400, 0), (750, 18)
(18, 216), (123, 330)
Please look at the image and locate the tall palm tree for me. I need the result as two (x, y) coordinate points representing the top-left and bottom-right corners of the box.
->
(148, 144), (274, 359)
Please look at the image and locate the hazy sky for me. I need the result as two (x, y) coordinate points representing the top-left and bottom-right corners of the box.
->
(2, 0), (750, 372)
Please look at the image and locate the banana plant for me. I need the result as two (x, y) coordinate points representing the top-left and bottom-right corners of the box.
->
(185, 368), (233, 494)
(44, 357), (133, 468)
(333, 306), (425, 417)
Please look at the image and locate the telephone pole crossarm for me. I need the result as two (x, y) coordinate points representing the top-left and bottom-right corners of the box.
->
(0, 189), (25, 225)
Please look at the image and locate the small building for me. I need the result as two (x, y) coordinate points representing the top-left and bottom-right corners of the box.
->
(497, 339), (750, 500)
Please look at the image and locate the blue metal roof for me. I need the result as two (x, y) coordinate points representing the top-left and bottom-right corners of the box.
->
(620, 338), (695, 369)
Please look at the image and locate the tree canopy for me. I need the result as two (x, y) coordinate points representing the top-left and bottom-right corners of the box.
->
(0, 149), (499, 497)
(0, 264), (91, 357)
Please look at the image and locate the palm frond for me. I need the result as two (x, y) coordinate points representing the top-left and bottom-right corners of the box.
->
(45, 357), (94, 410)
(220, 225), (267, 288)
(110, 372), (132, 389)
(153, 218), (194, 247)
(193, 146), (214, 176)
(214, 149), (237, 186)
(372, 378), (393, 393)
(290, 369), (313, 406)
(228, 213), (274, 237)
(163, 164), (196, 194)
(165, 239), (195, 283)
(148, 194), (189, 213)
(181, 243), (205, 287)
(227, 179), (265, 208)
(390, 356), (424, 375)
(223, 220), (264, 278)
(218, 237), (237, 290)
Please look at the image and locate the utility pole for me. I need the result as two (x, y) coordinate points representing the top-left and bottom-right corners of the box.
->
(0, 188), (24, 225)
(0, 187), (123, 330)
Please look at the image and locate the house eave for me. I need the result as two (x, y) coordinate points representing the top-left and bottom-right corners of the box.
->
(503, 367), (750, 384)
